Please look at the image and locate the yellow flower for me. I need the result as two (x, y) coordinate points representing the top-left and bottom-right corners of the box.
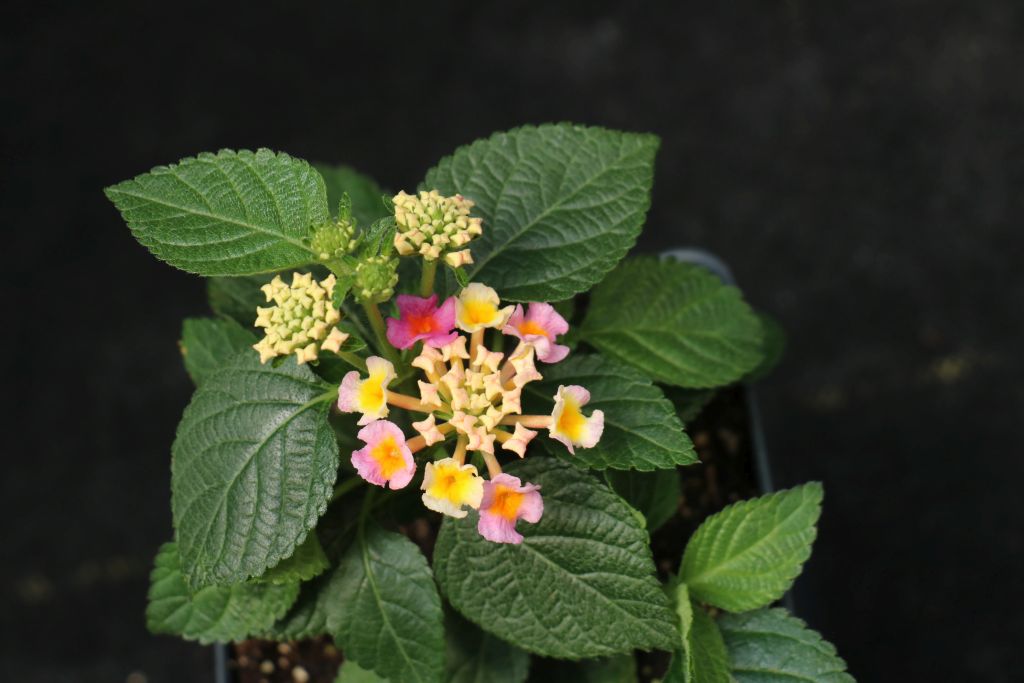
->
(421, 457), (484, 518)
(456, 283), (514, 333)
(336, 356), (396, 425)
(252, 273), (345, 364)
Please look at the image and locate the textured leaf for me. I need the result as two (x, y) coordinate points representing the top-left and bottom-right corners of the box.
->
(335, 660), (389, 682)
(445, 611), (529, 683)
(256, 531), (329, 585)
(146, 542), (298, 644)
(180, 317), (256, 385)
(523, 354), (696, 471)
(605, 468), (680, 532)
(664, 582), (731, 683)
(171, 352), (339, 588)
(681, 484), (823, 612)
(207, 273), (276, 327)
(579, 258), (764, 388)
(423, 123), (659, 301)
(434, 458), (678, 658)
(718, 608), (855, 683)
(105, 149), (326, 275)
(315, 163), (390, 227)
(328, 522), (445, 683)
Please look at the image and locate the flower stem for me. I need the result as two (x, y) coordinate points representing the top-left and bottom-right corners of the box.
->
(453, 435), (468, 465)
(337, 350), (367, 372)
(481, 451), (503, 478)
(331, 476), (364, 502)
(419, 259), (438, 297)
(362, 300), (401, 366)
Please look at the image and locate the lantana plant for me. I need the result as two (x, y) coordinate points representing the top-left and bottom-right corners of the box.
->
(107, 124), (854, 682)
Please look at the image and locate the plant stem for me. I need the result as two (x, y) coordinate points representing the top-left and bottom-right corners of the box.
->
(337, 350), (367, 371)
(331, 476), (364, 502)
(362, 300), (401, 366)
(419, 259), (438, 297)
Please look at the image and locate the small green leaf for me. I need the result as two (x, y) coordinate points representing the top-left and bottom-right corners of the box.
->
(434, 458), (679, 659)
(105, 149), (326, 276)
(329, 522), (445, 683)
(579, 258), (764, 388)
(180, 317), (256, 385)
(361, 216), (397, 257)
(335, 660), (389, 682)
(451, 266), (470, 288)
(718, 608), (855, 682)
(445, 611), (529, 683)
(746, 312), (786, 382)
(605, 468), (680, 532)
(315, 163), (390, 227)
(423, 123), (659, 301)
(146, 542), (298, 644)
(680, 484), (823, 612)
(172, 352), (339, 589)
(523, 354), (696, 471)
(255, 531), (329, 585)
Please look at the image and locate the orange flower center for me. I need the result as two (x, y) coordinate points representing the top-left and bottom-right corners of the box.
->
(491, 485), (524, 521)
(371, 437), (406, 479)
(409, 313), (436, 335)
(518, 320), (547, 337)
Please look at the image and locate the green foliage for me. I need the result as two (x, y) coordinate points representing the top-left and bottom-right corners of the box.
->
(605, 468), (680, 532)
(523, 354), (696, 471)
(664, 584), (731, 683)
(255, 531), (329, 585)
(680, 484), (823, 612)
(335, 661), (389, 682)
(171, 352), (339, 589)
(445, 611), (530, 683)
(315, 163), (390, 227)
(330, 521), (445, 683)
(179, 317), (256, 385)
(434, 458), (678, 659)
(423, 124), (659, 301)
(146, 542), (298, 644)
(105, 149), (326, 276)
(207, 272), (275, 327)
(718, 609), (855, 682)
(579, 258), (763, 388)
(746, 312), (787, 382)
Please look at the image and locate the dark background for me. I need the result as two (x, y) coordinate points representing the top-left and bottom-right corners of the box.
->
(3, 2), (1021, 681)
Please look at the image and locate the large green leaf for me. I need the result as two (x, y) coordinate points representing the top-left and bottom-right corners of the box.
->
(523, 354), (696, 471)
(146, 542), (298, 644)
(105, 148), (325, 276)
(579, 258), (763, 388)
(315, 163), (390, 227)
(605, 468), (680, 533)
(445, 611), (529, 683)
(207, 272), (276, 327)
(180, 317), (256, 385)
(680, 484), (822, 612)
(329, 522), (445, 683)
(718, 609), (855, 682)
(434, 458), (678, 658)
(664, 584), (730, 683)
(171, 352), (339, 588)
(256, 531), (329, 585)
(336, 661), (389, 682)
(423, 124), (659, 301)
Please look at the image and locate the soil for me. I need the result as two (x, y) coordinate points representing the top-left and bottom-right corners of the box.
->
(231, 385), (759, 683)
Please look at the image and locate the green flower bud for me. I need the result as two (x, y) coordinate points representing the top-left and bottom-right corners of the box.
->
(354, 255), (399, 304)
(309, 219), (357, 262)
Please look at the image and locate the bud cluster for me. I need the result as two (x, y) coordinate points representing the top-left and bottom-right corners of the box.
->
(354, 255), (399, 304)
(309, 220), (358, 262)
(253, 273), (348, 364)
(392, 190), (481, 265)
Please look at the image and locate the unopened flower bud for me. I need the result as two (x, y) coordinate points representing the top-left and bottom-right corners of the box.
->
(354, 254), (399, 304)
(252, 273), (346, 364)
(392, 189), (483, 263)
(309, 220), (358, 261)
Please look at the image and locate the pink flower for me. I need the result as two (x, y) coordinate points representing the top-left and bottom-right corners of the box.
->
(386, 294), (458, 349)
(351, 420), (415, 489)
(503, 303), (570, 363)
(477, 473), (543, 544)
(549, 385), (605, 454)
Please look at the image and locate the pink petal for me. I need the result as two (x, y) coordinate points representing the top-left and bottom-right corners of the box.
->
(526, 302), (569, 337)
(477, 512), (524, 544)
(337, 370), (362, 412)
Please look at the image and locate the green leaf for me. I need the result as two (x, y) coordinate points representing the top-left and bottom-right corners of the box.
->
(664, 583), (731, 683)
(146, 542), (298, 644)
(434, 458), (678, 659)
(180, 317), (257, 385)
(329, 522), (445, 683)
(445, 611), (529, 683)
(423, 123), (659, 301)
(579, 258), (764, 388)
(171, 352), (339, 588)
(680, 484), (823, 612)
(746, 312), (787, 382)
(335, 660), (389, 682)
(605, 468), (680, 532)
(662, 387), (716, 425)
(718, 608), (855, 683)
(315, 163), (390, 227)
(105, 149), (326, 276)
(256, 531), (329, 585)
(207, 272), (275, 327)
(522, 354), (696, 471)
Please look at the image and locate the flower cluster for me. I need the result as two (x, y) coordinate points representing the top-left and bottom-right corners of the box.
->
(253, 273), (348, 364)
(336, 283), (604, 544)
(392, 190), (482, 267)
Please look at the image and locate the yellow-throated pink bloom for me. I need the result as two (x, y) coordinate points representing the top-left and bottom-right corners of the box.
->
(456, 283), (513, 333)
(477, 473), (543, 544)
(351, 420), (415, 489)
(549, 385), (605, 454)
(502, 302), (570, 363)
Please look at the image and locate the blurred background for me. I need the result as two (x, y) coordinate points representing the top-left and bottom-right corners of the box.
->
(3, 2), (1021, 681)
